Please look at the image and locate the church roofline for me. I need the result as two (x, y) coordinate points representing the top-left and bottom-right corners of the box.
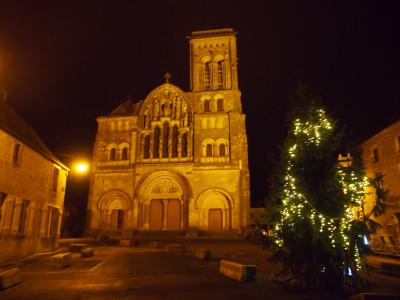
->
(189, 28), (236, 39)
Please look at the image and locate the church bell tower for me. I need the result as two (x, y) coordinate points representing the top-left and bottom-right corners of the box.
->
(189, 28), (239, 92)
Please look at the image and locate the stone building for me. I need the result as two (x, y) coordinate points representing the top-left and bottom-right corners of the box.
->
(361, 120), (400, 238)
(0, 98), (69, 264)
(87, 28), (250, 235)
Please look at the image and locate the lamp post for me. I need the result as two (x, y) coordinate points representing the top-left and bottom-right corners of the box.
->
(56, 153), (91, 238)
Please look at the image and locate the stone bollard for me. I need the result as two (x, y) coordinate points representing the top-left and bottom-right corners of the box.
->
(0, 268), (21, 290)
(219, 260), (256, 282)
(52, 253), (72, 269)
(195, 249), (211, 260)
(69, 244), (89, 253)
(81, 248), (94, 258)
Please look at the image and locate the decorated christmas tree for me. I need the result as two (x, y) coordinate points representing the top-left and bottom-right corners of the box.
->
(271, 85), (369, 291)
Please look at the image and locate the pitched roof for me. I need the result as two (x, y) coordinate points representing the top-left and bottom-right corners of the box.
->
(0, 100), (68, 170)
(110, 99), (139, 116)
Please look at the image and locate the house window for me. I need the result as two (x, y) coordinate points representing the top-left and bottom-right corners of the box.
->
(52, 168), (59, 193)
(110, 148), (117, 161)
(397, 136), (400, 152)
(206, 144), (213, 157)
(204, 99), (211, 112)
(47, 207), (59, 238)
(0, 192), (7, 223)
(12, 143), (21, 165)
(373, 148), (379, 162)
(217, 99), (224, 111)
(18, 199), (29, 235)
(121, 148), (128, 160)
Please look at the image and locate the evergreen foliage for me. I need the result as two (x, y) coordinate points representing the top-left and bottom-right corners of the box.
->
(270, 84), (369, 292)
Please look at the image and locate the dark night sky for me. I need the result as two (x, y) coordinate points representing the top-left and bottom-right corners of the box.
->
(0, 1), (399, 208)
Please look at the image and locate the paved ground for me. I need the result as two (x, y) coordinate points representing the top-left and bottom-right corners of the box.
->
(1, 240), (400, 300)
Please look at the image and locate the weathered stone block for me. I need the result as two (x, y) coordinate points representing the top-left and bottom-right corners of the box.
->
(120, 239), (133, 247)
(219, 260), (256, 282)
(0, 268), (21, 290)
(167, 243), (185, 252)
(351, 292), (400, 300)
(69, 243), (89, 253)
(195, 248), (211, 260)
(52, 253), (72, 269)
(81, 248), (94, 258)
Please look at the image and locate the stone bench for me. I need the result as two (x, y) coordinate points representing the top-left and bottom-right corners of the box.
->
(150, 242), (163, 249)
(81, 248), (94, 258)
(120, 239), (134, 247)
(195, 248), (211, 260)
(219, 260), (256, 282)
(351, 292), (400, 300)
(167, 243), (185, 253)
(52, 253), (72, 269)
(69, 243), (89, 253)
(0, 268), (21, 290)
(381, 263), (400, 276)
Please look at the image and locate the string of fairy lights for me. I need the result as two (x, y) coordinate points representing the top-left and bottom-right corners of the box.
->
(274, 108), (369, 272)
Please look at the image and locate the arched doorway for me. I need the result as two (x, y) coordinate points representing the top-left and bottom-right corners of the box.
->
(97, 190), (130, 230)
(136, 170), (192, 231)
(195, 189), (233, 231)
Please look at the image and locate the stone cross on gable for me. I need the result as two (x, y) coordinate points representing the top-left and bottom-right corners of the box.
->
(164, 72), (172, 83)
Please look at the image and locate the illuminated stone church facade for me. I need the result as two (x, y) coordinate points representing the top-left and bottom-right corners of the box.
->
(86, 29), (250, 234)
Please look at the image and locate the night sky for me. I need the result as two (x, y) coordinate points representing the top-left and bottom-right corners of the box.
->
(1, 1), (399, 211)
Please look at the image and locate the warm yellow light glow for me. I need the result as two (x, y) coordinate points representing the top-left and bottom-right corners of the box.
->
(73, 161), (90, 174)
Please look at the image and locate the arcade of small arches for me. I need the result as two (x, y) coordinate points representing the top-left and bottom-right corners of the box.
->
(137, 85), (192, 162)
(106, 143), (130, 161)
(201, 138), (229, 163)
(138, 124), (190, 161)
(201, 94), (224, 113)
(95, 171), (233, 231)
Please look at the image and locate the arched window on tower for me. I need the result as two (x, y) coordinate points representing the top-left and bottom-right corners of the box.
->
(204, 62), (211, 89)
(217, 61), (224, 88)
(121, 148), (128, 160)
(181, 132), (188, 157)
(144, 135), (150, 159)
(162, 122), (169, 158)
(206, 144), (213, 157)
(172, 125), (178, 158)
(219, 144), (226, 157)
(110, 148), (116, 161)
(217, 98), (224, 112)
(204, 99), (211, 112)
(153, 126), (160, 158)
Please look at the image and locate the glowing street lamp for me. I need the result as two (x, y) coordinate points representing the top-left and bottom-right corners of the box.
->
(72, 161), (90, 175)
